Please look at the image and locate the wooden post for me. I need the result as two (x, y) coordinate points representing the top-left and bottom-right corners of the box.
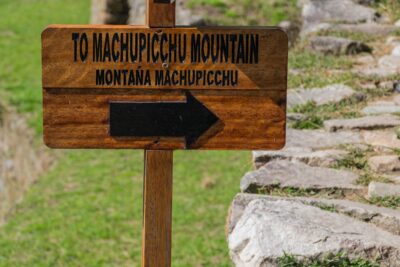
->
(142, 150), (173, 267)
(142, 1), (175, 267)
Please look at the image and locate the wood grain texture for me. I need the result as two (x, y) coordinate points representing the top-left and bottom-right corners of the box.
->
(147, 0), (175, 27)
(41, 26), (288, 90)
(43, 89), (286, 150)
(142, 150), (173, 267)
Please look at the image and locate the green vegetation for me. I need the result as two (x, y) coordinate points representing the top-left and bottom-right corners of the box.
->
(187, 0), (299, 26)
(0, 0), (90, 133)
(333, 147), (391, 186)
(289, 98), (365, 130)
(334, 148), (369, 170)
(292, 115), (324, 130)
(377, 0), (400, 22)
(278, 253), (379, 267)
(367, 196), (400, 209)
(0, 150), (251, 266)
(258, 185), (348, 199)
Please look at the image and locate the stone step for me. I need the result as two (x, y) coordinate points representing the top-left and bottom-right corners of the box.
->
(288, 84), (360, 109)
(240, 160), (364, 195)
(324, 114), (400, 132)
(253, 147), (347, 169)
(228, 194), (400, 267)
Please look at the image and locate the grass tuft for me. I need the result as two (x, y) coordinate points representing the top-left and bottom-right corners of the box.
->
(278, 252), (379, 267)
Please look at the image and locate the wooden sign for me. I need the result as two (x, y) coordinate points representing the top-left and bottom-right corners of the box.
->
(42, 25), (288, 150)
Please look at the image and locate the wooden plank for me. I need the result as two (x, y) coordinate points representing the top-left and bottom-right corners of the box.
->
(43, 89), (286, 150)
(147, 0), (175, 27)
(142, 150), (173, 267)
(41, 26), (288, 91)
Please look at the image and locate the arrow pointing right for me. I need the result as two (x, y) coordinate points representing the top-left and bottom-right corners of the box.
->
(110, 92), (221, 148)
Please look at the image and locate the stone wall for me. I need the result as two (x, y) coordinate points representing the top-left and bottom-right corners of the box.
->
(0, 103), (51, 225)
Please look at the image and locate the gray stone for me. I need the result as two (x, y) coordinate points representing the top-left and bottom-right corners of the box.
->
(324, 114), (400, 132)
(309, 36), (372, 56)
(228, 195), (400, 267)
(287, 112), (306, 122)
(253, 148), (347, 169)
(396, 19), (400, 27)
(287, 128), (362, 149)
(368, 155), (400, 172)
(379, 55), (400, 70)
(363, 129), (400, 148)
(392, 46), (400, 56)
(301, 0), (379, 34)
(387, 36), (400, 47)
(288, 84), (357, 109)
(356, 66), (398, 78)
(240, 160), (362, 194)
(301, 197), (400, 235)
(368, 182), (400, 198)
(229, 193), (400, 237)
(362, 105), (400, 115)
(91, 0), (130, 24)
(331, 23), (400, 36)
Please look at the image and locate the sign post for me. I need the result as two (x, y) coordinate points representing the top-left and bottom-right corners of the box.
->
(41, 0), (288, 265)
(142, 1), (175, 266)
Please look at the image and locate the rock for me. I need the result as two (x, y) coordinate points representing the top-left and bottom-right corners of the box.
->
(228, 195), (400, 267)
(287, 112), (306, 122)
(368, 182), (400, 198)
(387, 36), (400, 47)
(368, 155), (400, 172)
(379, 55), (400, 70)
(229, 193), (400, 237)
(356, 66), (398, 78)
(300, 197), (400, 235)
(309, 36), (372, 56)
(288, 84), (358, 109)
(324, 114), (400, 132)
(253, 148), (347, 169)
(331, 23), (400, 36)
(278, 21), (300, 47)
(363, 129), (400, 148)
(362, 105), (400, 115)
(91, 0), (130, 24)
(396, 19), (400, 27)
(355, 55), (376, 65)
(380, 81), (396, 90)
(392, 46), (400, 56)
(240, 160), (363, 194)
(301, 0), (379, 35)
(287, 128), (362, 149)
(128, 0), (206, 25)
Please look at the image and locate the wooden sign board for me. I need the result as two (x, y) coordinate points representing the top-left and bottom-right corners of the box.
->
(42, 25), (288, 150)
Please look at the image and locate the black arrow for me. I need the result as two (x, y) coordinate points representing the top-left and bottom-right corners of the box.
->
(109, 92), (220, 148)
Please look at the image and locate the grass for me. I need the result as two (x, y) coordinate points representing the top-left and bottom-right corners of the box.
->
(0, 150), (252, 266)
(0, 0), (90, 133)
(187, 0), (299, 26)
(289, 98), (364, 130)
(0, 0), (253, 266)
(278, 253), (379, 267)
(367, 196), (400, 209)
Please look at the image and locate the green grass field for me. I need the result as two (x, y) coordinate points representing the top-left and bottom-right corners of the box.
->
(0, 0), (251, 266)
